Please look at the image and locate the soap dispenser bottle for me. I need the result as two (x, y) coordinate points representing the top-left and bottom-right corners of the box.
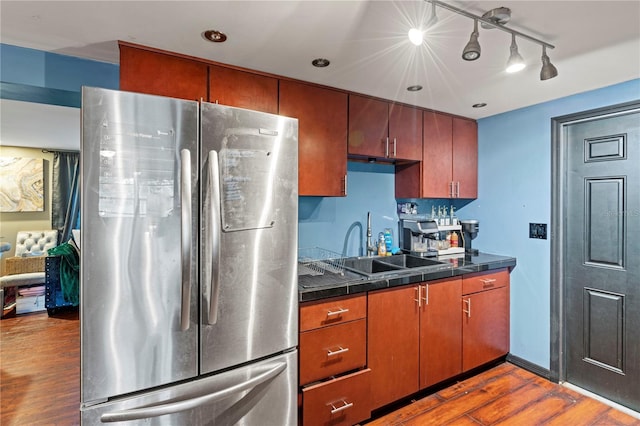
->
(377, 232), (387, 256)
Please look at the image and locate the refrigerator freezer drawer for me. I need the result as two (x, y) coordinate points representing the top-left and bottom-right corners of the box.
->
(81, 350), (297, 425)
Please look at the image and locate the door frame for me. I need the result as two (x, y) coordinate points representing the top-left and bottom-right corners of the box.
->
(550, 100), (640, 383)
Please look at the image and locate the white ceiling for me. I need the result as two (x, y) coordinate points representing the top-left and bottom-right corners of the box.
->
(1, 1), (639, 120)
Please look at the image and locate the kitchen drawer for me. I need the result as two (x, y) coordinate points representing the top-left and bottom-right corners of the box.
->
(302, 368), (371, 426)
(299, 319), (366, 385)
(300, 294), (366, 332)
(462, 268), (509, 295)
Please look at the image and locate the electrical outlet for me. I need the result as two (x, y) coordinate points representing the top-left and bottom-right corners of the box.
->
(529, 223), (547, 239)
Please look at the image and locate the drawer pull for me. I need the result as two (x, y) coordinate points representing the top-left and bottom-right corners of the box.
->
(329, 400), (354, 414)
(326, 346), (349, 357)
(326, 307), (349, 317)
(480, 278), (497, 288)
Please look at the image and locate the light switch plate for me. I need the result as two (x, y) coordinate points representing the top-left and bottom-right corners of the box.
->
(529, 223), (547, 239)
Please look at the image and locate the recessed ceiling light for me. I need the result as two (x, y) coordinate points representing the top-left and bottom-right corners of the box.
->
(472, 103), (487, 108)
(312, 58), (330, 68)
(203, 30), (227, 43)
(407, 85), (423, 92)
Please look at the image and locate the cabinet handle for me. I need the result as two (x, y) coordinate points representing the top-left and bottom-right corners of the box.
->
(329, 400), (354, 414)
(480, 278), (497, 288)
(463, 298), (471, 318)
(422, 284), (429, 305)
(449, 181), (454, 198)
(456, 181), (460, 198)
(385, 137), (390, 157)
(414, 286), (422, 307)
(393, 137), (397, 157)
(343, 175), (348, 196)
(326, 307), (349, 317)
(326, 346), (349, 357)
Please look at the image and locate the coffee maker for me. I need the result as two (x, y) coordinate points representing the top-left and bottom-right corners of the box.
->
(399, 216), (465, 257)
(460, 220), (479, 255)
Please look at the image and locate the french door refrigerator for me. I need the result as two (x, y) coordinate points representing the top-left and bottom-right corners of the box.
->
(80, 87), (298, 425)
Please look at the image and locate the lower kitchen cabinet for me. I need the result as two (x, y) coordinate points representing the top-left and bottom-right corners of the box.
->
(299, 294), (369, 425)
(299, 318), (367, 385)
(368, 285), (420, 409)
(368, 277), (462, 410)
(302, 369), (371, 426)
(420, 277), (463, 388)
(462, 269), (510, 371)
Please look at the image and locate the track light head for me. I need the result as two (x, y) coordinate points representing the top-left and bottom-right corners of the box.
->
(408, 28), (424, 46)
(540, 46), (558, 80)
(462, 20), (481, 61)
(506, 34), (525, 73)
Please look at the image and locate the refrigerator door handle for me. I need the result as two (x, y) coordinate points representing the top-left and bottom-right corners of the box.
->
(99, 361), (287, 422)
(207, 150), (222, 325)
(180, 148), (192, 331)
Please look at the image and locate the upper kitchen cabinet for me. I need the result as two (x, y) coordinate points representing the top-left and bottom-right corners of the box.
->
(388, 103), (422, 161)
(209, 65), (278, 114)
(119, 43), (208, 101)
(452, 117), (478, 199)
(279, 80), (348, 197)
(348, 95), (422, 162)
(395, 112), (477, 199)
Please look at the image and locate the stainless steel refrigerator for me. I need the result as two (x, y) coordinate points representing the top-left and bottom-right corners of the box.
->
(80, 87), (298, 424)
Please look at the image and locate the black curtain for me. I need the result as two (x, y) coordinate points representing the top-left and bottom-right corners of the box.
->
(51, 151), (80, 245)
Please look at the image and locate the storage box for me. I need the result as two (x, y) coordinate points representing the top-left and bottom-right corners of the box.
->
(4, 256), (46, 275)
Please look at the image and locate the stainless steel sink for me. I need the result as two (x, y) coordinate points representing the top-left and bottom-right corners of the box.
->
(343, 257), (404, 274)
(343, 254), (449, 278)
(381, 255), (444, 268)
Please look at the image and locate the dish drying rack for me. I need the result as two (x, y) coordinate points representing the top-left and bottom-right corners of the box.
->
(298, 247), (345, 276)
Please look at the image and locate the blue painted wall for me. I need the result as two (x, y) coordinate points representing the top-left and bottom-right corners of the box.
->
(456, 78), (640, 369)
(300, 162), (398, 257)
(0, 43), (118, 106)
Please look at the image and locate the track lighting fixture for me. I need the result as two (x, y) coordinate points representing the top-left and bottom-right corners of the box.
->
(506, 34), (525, 73)
(462, 19), (481, 61)
(540, 46), (559, 80)
(425, 1), (438, 28)
(421, 0), (558, 81)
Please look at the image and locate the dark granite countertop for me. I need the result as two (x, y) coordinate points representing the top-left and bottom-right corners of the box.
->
(298, 252), (516, 302)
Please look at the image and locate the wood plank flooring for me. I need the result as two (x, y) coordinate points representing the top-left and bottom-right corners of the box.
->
(365, 362), (640, 426)
(1, 311), (639, 425)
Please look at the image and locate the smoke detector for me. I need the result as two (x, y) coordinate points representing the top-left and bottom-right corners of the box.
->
(480, 7), (511, 29)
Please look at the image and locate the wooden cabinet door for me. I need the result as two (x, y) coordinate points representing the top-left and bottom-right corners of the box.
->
(367, 285), (420, 410)
(119, 44), (207, 101)
(389, 103), (422, 161)
(452, 117), (478, 199)
(419, 278), (462, 389)
(348, 94), (389, 158)
(279, 80), (347, 197)
(462, 284), (510, 371)
(209, 65), (277, 114)
(422, 111), (453, 198)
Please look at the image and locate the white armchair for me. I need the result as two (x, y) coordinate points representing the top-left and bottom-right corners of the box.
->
(1, 230), (58, 318)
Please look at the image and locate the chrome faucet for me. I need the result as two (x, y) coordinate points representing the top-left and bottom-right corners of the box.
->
(366, 212), (378, 257)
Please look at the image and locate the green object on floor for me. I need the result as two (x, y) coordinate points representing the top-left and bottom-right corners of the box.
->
(48, 243), (79, 306)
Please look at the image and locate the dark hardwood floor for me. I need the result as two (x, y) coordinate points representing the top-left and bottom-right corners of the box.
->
(1, 311), (639, 425)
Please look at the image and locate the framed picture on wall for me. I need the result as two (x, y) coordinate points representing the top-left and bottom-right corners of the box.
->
(0, 157), (45, 212)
